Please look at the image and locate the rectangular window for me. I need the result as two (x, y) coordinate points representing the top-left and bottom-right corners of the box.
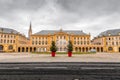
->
(7, 40), (9, 43)
(4, 35), (6, 38)
(46, 41), (47, 45)
(116, 42), (118, 45)
(39, 41), (41, 45)
(32, 37), (34, 40)
(77, 41), (79, 45)
(4, 40), (6, 43)
(1, 35), (3, 38)
(10, 40), (12, 43)
(112, 42), (114, 45)
(81, 41), (83, 45)
(87, 41), (89, 45)
(64, 36), (65, 39)
(84, 41), (86, 45)
(1, 39), (2, 43)
(32, 41), (34, 45)
(36, 41), (37, 45)
(74, 41), (76, 45)
(106, 42), (108, 45)
(42, 41), (44, 45)
(60, 36), (62, 39)
(13, 40), (15, 43)
(52, 37), (53, 41)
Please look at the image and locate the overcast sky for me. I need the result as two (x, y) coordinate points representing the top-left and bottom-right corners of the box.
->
(0, 0), (120, 38)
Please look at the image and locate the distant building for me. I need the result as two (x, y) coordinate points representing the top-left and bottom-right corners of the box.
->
(92, 29), (120, 52)
(0, 27), (29, 52)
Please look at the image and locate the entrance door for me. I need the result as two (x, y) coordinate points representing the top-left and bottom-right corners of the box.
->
(119, 47), (120, 52)
(0, 45), (3, 52)
(56, 39), (67, 52)
(108, 47), (113, 52)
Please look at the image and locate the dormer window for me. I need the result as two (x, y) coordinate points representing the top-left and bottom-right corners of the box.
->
(0, 28), (3, 33)
(11, 31), (13, 33)
(60, 28), (63, 32)
(108, 33), (111, 36)
(118, 32), (120, 35)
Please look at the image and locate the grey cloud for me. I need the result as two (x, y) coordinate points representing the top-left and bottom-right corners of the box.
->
(0, 0), (120, 38)
(57, 0), (120, 19)
(0, 0), (45, 18)
(0, 0), (45, 10)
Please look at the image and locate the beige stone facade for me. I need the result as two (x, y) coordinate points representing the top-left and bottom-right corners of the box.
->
(0, 28), (28, 52)
(0, 25), (120, 53)
(92, 29), (120, 53)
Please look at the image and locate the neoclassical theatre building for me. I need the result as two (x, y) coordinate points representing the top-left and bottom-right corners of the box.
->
(0, 23), (120, 53)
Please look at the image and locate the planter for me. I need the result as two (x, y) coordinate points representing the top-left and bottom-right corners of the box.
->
(68, 52), (72, 57)
(51, 52), (56, 57)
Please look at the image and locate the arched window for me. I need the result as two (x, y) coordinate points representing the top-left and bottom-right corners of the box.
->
(26, 47), (28, 52)
(22, 47), (24, 52)
(75, 47), (78, 52)
(86, 47), (88, 52)
(82, 47), (85, 52)
(79, 48), (81, 52)
(18, 47), (20, 52)
(119, 47), (120, 52)
(101, 47), (103, 52)
(30, 47), (32, 52)
(97, 47), (99, 52)
(34, 47), (36, 52)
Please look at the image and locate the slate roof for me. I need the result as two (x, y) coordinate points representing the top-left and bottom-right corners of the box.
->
(0, 27), (18, 34)
(98, 29), (120, 37)
(34, 30), (88, 35)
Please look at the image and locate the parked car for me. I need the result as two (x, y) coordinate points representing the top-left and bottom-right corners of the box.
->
(88, 49), (96, 53)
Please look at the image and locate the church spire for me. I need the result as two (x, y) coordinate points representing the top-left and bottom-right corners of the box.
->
(30, 21), (32, 31)
(28, 21), (32, 39)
